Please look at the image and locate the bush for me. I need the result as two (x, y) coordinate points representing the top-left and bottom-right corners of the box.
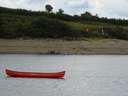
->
(29, 17), (75, 38)
(103, 27), (128, 40)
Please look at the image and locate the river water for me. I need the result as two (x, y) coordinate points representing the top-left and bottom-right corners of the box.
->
(0, 54), (128, 96)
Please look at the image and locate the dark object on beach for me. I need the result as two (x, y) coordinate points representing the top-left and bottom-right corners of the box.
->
(48, 50), (62, 55)
(5, 69), (65, 78)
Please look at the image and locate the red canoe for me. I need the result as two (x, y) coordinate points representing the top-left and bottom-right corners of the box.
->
(5, 69), (65, 78)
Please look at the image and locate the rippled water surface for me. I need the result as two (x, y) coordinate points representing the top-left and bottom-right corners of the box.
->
(0, 54), (128, 96)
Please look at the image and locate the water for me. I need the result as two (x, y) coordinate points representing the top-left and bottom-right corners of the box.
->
(0, 54), (128, 96)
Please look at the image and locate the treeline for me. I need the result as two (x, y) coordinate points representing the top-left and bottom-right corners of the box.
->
(1, 6), (128, 26)
(0, 6), (128, 40)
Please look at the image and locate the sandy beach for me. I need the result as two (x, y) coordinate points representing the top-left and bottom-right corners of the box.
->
(0, 39), (128, 55)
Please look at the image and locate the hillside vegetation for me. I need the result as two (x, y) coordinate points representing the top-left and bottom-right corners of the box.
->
(0, 7), (128, 40)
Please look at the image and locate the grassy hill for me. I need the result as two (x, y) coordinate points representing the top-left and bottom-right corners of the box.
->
(0, 7), (128, 40)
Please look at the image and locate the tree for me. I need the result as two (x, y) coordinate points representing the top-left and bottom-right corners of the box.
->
(0, 17), (3, 33)
(45, 4), (53, 13)
(81, 12), (92, 16)
(81, 11), (93, 21)
(57, 9), (64, 14)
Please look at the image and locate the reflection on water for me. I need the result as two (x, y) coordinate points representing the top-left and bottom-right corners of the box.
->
(0, 55), (128, 96)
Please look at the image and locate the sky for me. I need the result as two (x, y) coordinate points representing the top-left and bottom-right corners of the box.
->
(0, 0), (128, 19)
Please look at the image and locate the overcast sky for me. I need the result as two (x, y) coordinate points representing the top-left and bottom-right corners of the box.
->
(0, 0), (128, 19)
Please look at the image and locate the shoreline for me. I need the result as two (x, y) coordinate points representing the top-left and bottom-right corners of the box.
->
(0, 52), (128, 55)
(0, 39), (128, 55)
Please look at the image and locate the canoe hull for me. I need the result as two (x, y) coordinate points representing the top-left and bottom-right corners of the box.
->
(6, 69), (65, 78)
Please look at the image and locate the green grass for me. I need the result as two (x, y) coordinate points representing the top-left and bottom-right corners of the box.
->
(64, 21), (119, 31)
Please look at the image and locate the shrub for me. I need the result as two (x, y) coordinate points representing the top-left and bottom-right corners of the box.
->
(29, 17), (74, 38)
(103, 27), (128, 40)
